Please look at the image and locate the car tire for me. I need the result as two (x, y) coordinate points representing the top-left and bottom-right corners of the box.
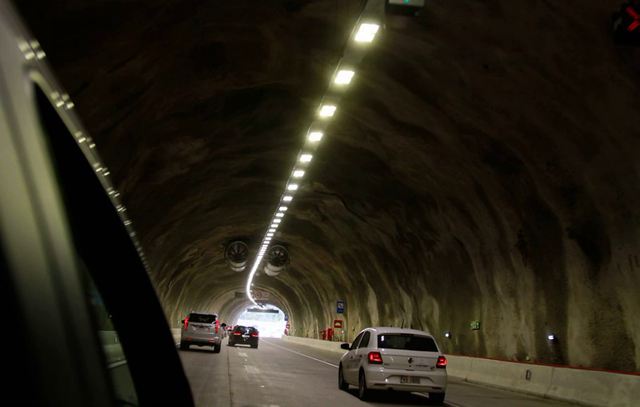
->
(228, 342), (234, 347)
(429, 392), (445, 405)
(180, 343), (189, 350)
(358, 370), (370, 401)
(213, 344), (221, 353)
(338, 365), (349, 391)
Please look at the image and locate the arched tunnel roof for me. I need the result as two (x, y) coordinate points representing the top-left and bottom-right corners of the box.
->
(14, 0), (640, 372)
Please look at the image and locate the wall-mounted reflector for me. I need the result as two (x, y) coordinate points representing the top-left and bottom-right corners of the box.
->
(319, 105), (336, 117)
(334, 70), (355, 85)
(355, 23), (380, 43)
(299, 154), (313, 163)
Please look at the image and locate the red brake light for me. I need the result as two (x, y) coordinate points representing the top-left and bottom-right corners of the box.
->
(184, 316), (189, 330)
(367, 352), (383, 364)
(233, 332), (242, 336)
(436, 356), (447, 368)
(250, 332), (258, 337)
(215, 320), (220, 334)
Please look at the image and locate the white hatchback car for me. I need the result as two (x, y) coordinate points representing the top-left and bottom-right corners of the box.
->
(338, 327), (447, 404)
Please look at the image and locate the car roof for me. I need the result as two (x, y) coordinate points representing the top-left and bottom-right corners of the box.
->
(365, 327), (433, 336)
(189, 311), (218, 315)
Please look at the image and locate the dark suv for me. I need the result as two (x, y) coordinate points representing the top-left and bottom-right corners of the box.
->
(228, 326), (259, 348)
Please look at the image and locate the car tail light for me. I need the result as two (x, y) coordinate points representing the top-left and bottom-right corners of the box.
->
(233, 331), (242, 336)
(215, 320), (220, 334)
(436, 356), (447, 368)
(367, 352), (383, 364)
(250, 332), (258, 337)
(184, 316), (189, 330)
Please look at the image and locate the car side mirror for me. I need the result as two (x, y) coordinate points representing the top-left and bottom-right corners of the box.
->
(340, 343), (350, 350)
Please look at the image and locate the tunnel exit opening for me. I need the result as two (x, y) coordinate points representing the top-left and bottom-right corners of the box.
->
(236, 304), (286, 338)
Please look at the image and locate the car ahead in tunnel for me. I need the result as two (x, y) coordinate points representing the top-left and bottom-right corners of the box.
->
(180, 312), (223, 352)
(0, 1), (194, 405)
(228, 325), (259, 348)
(338, 328), (447, 404)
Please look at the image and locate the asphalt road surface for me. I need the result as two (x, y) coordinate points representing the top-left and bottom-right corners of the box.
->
(178, 338), (579, 407)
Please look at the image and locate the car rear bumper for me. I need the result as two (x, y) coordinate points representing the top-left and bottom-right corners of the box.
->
(181, 335), (221, 346)
(364, 366), (447, 393)
(228, 337), (258, 346)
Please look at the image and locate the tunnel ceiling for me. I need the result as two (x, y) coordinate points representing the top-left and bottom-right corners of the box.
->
(15, 0), (640, 371)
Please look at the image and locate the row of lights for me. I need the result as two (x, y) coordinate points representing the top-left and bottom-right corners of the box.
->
(245, 5), (384, 305)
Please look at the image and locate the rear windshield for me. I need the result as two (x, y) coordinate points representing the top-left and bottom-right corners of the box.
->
(233, 325), (247, 332)
(189, 313), (216, 324)
(377, 334), (438, 352)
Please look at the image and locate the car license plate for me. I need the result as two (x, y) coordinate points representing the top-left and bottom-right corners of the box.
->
(400, 376), (420, 384)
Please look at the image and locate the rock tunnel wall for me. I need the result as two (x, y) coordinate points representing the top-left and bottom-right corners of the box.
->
(14, 0), (640, 372)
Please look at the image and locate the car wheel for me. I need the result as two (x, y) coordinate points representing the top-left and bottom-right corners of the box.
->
(180, 343), (189, 350)
(429, 392), (445, 405)
(338, 365), (349, 391)
(358, 370), (370, 401)
(213, 344), (221, 353)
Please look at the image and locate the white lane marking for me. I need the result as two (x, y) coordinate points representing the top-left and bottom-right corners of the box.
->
(238, 351), (248, 358)
(263, 340), (339, 368)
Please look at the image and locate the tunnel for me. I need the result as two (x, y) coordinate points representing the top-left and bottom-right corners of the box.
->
(13, 0), (640, 382)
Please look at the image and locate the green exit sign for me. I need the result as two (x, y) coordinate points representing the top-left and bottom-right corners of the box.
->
(470, 320), (481, 330)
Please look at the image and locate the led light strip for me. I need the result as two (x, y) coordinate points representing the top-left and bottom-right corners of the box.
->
(246, 0), (386, 305)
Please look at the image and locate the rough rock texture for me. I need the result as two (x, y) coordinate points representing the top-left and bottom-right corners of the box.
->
(15, 0), (640, 371)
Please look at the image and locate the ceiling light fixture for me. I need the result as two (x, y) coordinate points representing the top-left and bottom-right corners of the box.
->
(308, 131), (324, 142)
(334, 70), (355, 85)
(319, 104), (337, 118)
(355, 23), (379, 43)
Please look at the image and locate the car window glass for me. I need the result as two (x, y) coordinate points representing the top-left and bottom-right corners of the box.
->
(34, 84), (139, 406)
(357, 331), (371, 349)
(350, 332), (364, 350)
(189, 314), (216, 324)
(84, 269), (138, 406)
(377, 333), (438, 352)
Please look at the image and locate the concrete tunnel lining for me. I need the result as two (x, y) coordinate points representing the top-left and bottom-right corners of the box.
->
(13, 0), (640, 372)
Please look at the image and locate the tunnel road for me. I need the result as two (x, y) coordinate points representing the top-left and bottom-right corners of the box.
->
(178, 338), (579, 407)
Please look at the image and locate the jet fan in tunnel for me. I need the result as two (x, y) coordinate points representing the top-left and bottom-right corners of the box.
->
(264, 245), (289, 277)
(225, 241), (249, 272)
